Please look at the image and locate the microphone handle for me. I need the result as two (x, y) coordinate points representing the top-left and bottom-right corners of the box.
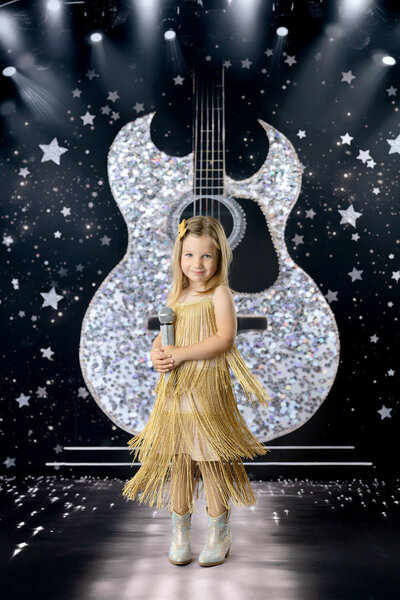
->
(160, 323), (175, 381)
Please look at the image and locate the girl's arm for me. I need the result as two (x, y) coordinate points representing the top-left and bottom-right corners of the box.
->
(181, 285), (237, 361)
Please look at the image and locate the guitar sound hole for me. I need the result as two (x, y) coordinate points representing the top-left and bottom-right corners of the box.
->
(180, 199), (234, 239)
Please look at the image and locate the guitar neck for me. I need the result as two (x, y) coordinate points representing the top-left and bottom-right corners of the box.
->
(193, 56), (225, 198)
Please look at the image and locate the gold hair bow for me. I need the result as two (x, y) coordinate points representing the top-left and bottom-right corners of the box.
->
(178, 219), (187, 240)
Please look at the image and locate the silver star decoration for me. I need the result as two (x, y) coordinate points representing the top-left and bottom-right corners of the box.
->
(348, 267), (363, 282)
(107, 90), (120, 102)
(292, 234), (304, 246)
(133, 102), (144, 113)
(78, 387), (90, 399)
(264, 49), (273, 56)
(305, 208), (316, 219)
(370, 334), (378, 343)
(81, 111), (95, 125)
(101, 105), (111, 115)
(391, 271), (400, 282)
(41, 346), (55, 360)
(40, 286), (63, 309)
(54, 444), (63, 454)
(3, 457), (16, 468)
(36, 386), (48, 397)
(241, 58), (253, 69)
(386, 86), (397, 96)
(173, 75), (184, 85)
(223, 60), (231, 68)
(325, 290), (338, 303)
(19, 167), (30, 178)
(72, 88), (82, 98)
(60, 207), (71, 217)
(387, 133), (400, 155)
(357, 149), (371, 163)
(297, 130), (306, 139)
(340, 133), (353, 144)
(284, 55), (297, 66)
(85, 69), (99, 80)
(16, 393), (30, 408)
(39, 138), (68, 165)
(3, 234), (13, 247)
(377, 405), (392, 419)
(341, 70), (356, 84)
(338, 204), (362, 227)
(100, 235), (111, 245)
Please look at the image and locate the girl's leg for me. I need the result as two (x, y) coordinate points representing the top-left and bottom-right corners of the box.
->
(198, 460), (230, 517)
(171, 453), (197, 515)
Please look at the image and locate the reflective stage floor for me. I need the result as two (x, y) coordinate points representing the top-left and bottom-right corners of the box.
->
(1, 475), (399, 600)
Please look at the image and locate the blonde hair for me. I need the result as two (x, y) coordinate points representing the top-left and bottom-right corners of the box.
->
(167, 216), (234, 308)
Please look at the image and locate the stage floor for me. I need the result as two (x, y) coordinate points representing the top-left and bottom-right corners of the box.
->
(1, 475), (398, 600)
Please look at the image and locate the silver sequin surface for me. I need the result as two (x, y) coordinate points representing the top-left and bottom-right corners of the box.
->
(79, 114), (340, 441)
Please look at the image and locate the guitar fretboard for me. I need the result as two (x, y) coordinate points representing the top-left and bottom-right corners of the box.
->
(193, 57), (225, 199)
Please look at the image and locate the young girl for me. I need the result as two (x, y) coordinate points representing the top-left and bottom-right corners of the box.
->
(122, 215), (271, 567)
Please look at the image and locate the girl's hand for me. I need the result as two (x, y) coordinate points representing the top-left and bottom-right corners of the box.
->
(160, 345), (186, 369)
(150, 347), (175, 373)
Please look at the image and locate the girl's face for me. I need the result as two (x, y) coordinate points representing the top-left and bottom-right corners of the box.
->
(181, 234), (218, 289)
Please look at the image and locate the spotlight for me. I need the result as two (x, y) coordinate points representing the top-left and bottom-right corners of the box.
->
(47, 0), (61, 11)
(164, 29), (176, 41)
(90, 32), (103, 43)
(382, 55), (395, 66)
(276, 26), (288, 37)
(3, 66), (16, 77)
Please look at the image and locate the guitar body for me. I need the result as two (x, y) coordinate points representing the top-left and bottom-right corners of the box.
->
(79, 112), (340, 440)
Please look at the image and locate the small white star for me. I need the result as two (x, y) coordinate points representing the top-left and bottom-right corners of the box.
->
(340, 133), (353, 145)
(241, 58), (253, 69)
(39, 138), (68, 165)
(357, 149), (371, 163)
(3, 457), (16, 468)
(72, 88), (82, 98)
(60, 207), (71, 217)
(370, 334), (378, 343)
(16, 393), (30, 408)
(391, 270), (400, 282)
(377, 405), (392, 419)
(40, 286), (63, 309)
(292, 234), (304, 246)
(387, 133), (400, 155)
(100, 235), (111, 245)
(133, 102), (144, 113)
(173, 75), (184, 85)
(223, 60), (232, 68)
(41, 346), (55, 361)
(107, 90), (120, 102)
(297, 130), (306, 139)
(101, 105), (112, 115)
(305, 208), (316, 219)
(19, 167), (30, 178)
(80, 111), (95, 126)
(372, 187), (380, 195)
(338, 204), (362, 227)
(2, 235), (13, 247)
(284, 55), (297, 66)
(341, 70), (356, 84)
(386, 86), (397, 96)
(85, 69), (99, 80)
(325, 290), (338, 303)
(78, 387), (90, 399)
(54, 230), (62, 238)
(348, 267), (363, 282)
(264, 49), (273, 57)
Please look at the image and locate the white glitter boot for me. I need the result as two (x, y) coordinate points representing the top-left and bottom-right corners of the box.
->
(168, 505), (193, 565)
(198, 505), (232, 567)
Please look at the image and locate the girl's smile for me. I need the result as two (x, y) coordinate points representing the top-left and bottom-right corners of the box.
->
(181, 234), (218, 288)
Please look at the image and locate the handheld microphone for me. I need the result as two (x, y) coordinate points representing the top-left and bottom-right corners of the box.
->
(158, 306), (175, 381)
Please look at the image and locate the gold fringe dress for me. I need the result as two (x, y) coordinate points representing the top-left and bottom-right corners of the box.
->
(122, 295), (271, 514)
